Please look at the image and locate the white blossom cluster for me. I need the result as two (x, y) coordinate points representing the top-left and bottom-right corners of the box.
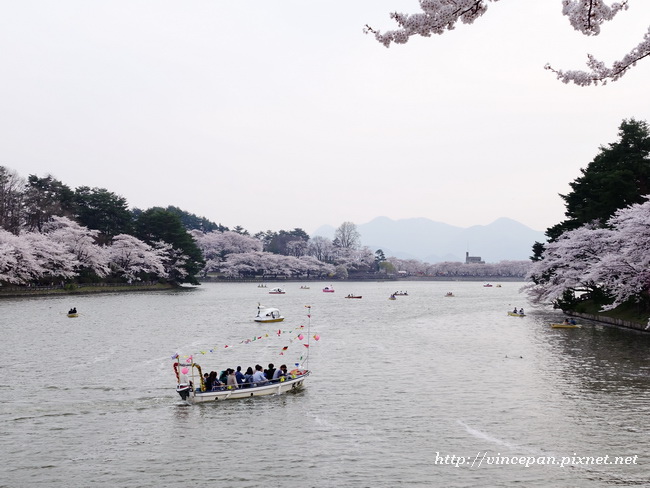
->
(524, 197), (650, 309)
(0, 216), (186, 285)
(368, 0), (648, 85)
(365, 0), (490, 46)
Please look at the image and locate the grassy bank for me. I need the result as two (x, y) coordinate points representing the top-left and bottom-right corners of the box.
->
(571, 299), (649, 326)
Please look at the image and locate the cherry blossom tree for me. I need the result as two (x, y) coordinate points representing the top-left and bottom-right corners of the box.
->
(524, 198), (650, 310)
(106, 234), (167, 282)
(0, 228), (78, 284)
(192, 230), (263, 277)
(590, 200), (650, 309)
(42, 216), (110, 278)
(523, 224), (613, 305)
(366, 0), (649, 86)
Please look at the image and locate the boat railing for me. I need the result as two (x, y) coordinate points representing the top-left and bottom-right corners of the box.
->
(196, 371), (309, 393)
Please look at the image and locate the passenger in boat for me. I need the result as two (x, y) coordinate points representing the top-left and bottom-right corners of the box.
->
(235, 366), (245, 386)
(264, 363), (276, 380)
(218, 369), (228, 384)
(68, 307), (77, 314)
(513, 307), (518, 314)
(273, 364), (288, 380)
(206, 371), (219, 391)
(227, 369), (238, 389)
(563, 318), (570, 325)
(569, 318), (577, 325)
(243, 366), (254, 387)
(252, 364), (268, 386)
(519, 308), (524, 315)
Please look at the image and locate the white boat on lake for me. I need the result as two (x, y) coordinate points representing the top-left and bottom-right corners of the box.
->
(254, 305), (284, 323)
(174, 363), (309, 403)
(268, 287), (286, 294)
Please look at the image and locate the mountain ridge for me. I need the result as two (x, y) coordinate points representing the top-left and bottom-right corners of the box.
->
(313, 216), (545, 263)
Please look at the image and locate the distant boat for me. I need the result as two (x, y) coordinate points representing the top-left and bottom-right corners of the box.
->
(444, 292), (454, 297)
(345, 294), (362, 299)
(322, 286), (335, 293)
(507, 311), (526, 317)
(268, 287), (286, 294)
(300, 285), (310, 289)
(389, 294), (397, 300)
(393, 291), (408, 296)
(551, 321), (581, 328)
(483, 283), (493, 287)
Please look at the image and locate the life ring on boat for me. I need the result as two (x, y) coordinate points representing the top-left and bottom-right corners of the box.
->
(289, 369), (306, 377)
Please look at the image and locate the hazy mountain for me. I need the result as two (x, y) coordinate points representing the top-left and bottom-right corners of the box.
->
(312, 217), (545, 263)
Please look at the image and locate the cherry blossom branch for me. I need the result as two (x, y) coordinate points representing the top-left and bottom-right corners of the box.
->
(366, 0), (647, 85)
(545, 26), (650, 85)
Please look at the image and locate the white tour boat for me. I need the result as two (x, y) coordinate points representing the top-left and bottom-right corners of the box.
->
(174, 364), (310, 403)
(268, 287), (286, 294)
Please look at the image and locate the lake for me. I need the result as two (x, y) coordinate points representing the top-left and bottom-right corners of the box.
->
(1, 281), (649, 487)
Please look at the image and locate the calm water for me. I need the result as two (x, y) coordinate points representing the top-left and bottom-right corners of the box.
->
(1, 282), (649, 487)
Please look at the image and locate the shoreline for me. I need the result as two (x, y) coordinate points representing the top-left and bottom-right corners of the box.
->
(0, 282), (179, 298)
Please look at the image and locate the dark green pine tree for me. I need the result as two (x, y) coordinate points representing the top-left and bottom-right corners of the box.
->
(134, 208), (205, 284)
(548, 118), (650, 241)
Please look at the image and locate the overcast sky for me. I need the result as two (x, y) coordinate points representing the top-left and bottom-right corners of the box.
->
(2, 1), (649, 236)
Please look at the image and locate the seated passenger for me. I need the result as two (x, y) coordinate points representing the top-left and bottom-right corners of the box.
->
(226, 368), (238, 389)
(243, 366), (254, 387)
(264, 363), (276, 380)
(252, 364), (268, 386)
(273, 364), (289, 380)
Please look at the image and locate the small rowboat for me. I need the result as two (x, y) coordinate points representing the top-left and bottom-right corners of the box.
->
(551, 323), (582, 328)
(67, 313), (79, 318)
(507, 312), (526, 317)
(345, 295), (362, 299)
(322, 286), (335, 293)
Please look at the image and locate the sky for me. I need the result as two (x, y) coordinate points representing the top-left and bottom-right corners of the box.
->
(2, 1), (650, 236)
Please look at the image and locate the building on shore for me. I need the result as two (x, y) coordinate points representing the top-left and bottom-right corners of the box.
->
(465, 252), (485, 264)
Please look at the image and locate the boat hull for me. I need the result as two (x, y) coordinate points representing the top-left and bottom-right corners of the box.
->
(253, 317), (284, 323)
(178, 373), (309, 403)
(507, 312), (526, 317)
(551, 324), (582, 328)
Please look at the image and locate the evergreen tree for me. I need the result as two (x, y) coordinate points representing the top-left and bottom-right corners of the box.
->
(74, 186), (133, 244)
(546, 119), (650, 241)
(134, 208), (204, 284)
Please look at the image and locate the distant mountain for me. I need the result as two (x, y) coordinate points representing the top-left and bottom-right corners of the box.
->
(312, 217), (545, 263)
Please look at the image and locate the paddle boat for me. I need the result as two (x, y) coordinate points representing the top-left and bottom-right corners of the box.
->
(444, 292), (455, 297)
(174, 362), (310, 403)
(551, 323), (582, 329)
(345, 294), (362, 299)
(254, 305), (284, 323)
(67, 308), (78, 318)
(268, 287), (286, 294)
(322, 286), (335, 293)
(507, 310), (526, 317)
